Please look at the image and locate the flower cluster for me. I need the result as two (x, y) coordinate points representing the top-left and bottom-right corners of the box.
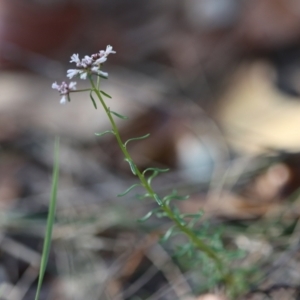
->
(51, 81), (76, 104)
(52, 45), (115, 104)
(67, 45), (116, 80)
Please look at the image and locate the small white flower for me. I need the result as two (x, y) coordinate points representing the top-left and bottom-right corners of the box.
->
(104, 45), (116, 56)
(80, 72), (88, 80)
(51, 81), (77, 104)
(70, 54), (80, 64)
(67, 69), (81, 79)
(81, 55), (93, 68)
(51, 82), (60, 90)
(63, 45), (115, 82)
(91, 66), (99, 73)
(68, 81), (77, 90)
(60, 95), (68, 104)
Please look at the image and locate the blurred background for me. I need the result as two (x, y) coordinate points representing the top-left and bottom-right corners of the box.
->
(2, 0), (300, 299)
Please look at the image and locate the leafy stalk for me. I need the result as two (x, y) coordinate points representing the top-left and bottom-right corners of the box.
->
(88, 77), (235, 290)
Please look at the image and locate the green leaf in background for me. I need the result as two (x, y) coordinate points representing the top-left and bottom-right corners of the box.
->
(34, 137), (60, 300)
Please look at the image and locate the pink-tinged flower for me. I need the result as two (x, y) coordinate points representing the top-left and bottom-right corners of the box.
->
(67, 45), (115, 80)
(81, 55), (93, 68)
(52, 81), (77, 104)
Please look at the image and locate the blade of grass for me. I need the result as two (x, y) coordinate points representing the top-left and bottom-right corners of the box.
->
(34, 137), (60, 300)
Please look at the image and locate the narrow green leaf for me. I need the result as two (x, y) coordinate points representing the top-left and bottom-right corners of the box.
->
(95, 130), (115, 137)
(155, 211), (168, 218)
(90, 91), (97, 109)
(175, 244), (192, 257)
(187, 219), (198, 229)
(171, 195), (189, 201)
(124, 158), (137, 175)
(138, 211), (154, 222)
(124, 134), (150, 148)
(147, 171), (158, 186)
(118, 184), (141, 197)
(110, 111), (129, 120)
(181, 211), (204, 219)
(100, 90), (112, 98)
(142, 167), (170, 186)
(161, 226), (176, 243)
(142, 167), (170, 176)
(187, 214), (202, 228)
(186, 244), (195, 258)
(154, 194), (162, 206)
(173, 206), (186, 226)
(136, 193), (152, 200)
(35, 137), (60, 300)
(163, 190), (189, 205)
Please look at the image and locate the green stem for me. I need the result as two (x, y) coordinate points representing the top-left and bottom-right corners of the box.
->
(71, 88), (91, 93)
(89, 77), (233, 288)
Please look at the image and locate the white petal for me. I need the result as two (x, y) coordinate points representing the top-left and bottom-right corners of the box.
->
(94, 56), (107, 64)
(80, 72), (88, 80)
(60, 95), (67, 104)
(67, 69), (80, 79)
(51, 82), (60, 90)
(105, 45), (116, 55)
(68, 81), (77, 90)
(83, 55), (92, 64)
(97, 70), (108, 77)
(70, 54), (80, 63)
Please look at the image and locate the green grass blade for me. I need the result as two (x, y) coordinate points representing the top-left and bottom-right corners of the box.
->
(34, 137), (60, 300)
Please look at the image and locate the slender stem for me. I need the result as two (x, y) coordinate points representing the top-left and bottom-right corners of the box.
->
(97, 75), (100, 90)
(71, 88), (91, 93)
(89, 76), (233, 287)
